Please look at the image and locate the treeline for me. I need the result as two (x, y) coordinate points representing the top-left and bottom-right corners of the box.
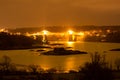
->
(0, 32), (43, 50)
(9, 26), (120, 33)
(84, 31), (120, 43)
(0, 53), (120, 80)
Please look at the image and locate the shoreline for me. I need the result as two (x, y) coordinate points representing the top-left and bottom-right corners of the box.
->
(0, 41), (120, 50)
(0, 45), (51, 50)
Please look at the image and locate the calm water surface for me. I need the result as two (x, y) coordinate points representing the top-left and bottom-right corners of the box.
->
(0, 41), (120, 71)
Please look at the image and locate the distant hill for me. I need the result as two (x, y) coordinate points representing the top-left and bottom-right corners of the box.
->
(8, 26), (120, 33)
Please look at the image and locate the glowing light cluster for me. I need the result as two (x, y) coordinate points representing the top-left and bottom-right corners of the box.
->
(32, 32), (40, 36)
(0, 28), (8, 32)
(42, 30), (49, 35)
(78, 32), (84, 36)
(68, 30), (74, 34)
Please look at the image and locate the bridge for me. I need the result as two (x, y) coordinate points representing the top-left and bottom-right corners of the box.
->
(25, 30), (85, 42)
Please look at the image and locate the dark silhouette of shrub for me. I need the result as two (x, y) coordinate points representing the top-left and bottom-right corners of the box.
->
(115, 58), (120, 71)
(28, 64), (44, 74)
(0, 55), (17, 74)
(46, 68), (57, 73)
(79, 52), (114, 80)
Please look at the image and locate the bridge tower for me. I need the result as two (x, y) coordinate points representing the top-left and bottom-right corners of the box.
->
(68, 30), (77, 41)
(42, 30), (49, 44)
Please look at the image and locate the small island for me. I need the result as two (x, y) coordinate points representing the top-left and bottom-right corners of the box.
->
(42, 47), (87, 55)
(109, 48), (120, 51)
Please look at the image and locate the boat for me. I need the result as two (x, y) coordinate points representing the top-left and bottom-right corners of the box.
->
(42, 47), (87, 55)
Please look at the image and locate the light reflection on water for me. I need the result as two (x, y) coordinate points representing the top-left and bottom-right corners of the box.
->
(65, 56), (75, 71)
(0, 41), (120, 71)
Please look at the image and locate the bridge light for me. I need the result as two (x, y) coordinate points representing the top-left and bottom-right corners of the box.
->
(31, 32), (40, 36)
(78, 32), (84, 36)
(42, 30), (48, 35)
(68, 30), (74, 35)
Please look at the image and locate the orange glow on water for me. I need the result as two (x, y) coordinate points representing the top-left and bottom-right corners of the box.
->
(67, 41), (75, 48)
(65, 57), (75, 71)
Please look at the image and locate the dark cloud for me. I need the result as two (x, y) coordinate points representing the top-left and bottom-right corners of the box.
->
(0, 0), (120, 28)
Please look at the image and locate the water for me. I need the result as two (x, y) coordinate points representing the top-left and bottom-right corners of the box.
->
(0, 41), (120, 71)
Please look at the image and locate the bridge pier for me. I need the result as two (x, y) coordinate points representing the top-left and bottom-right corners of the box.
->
(68, 35), (77, 41)
(42, 30), (49, 44)
(42, 35), (48, 43)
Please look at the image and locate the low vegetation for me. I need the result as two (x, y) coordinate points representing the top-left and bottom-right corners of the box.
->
(0, 53), (119, 80)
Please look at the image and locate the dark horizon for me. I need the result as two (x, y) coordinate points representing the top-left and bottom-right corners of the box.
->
(7, 25), (120, 33)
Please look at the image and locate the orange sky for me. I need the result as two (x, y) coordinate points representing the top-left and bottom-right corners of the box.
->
(0, 0), (120, 28)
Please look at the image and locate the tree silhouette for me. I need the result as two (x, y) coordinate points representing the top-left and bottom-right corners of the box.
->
(80, 52), (113, 80)
(28, 64), (40, 74)
(115, 58), (120, 71)
(0, 32), (38, 49)
(0, 55), (16, 73)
